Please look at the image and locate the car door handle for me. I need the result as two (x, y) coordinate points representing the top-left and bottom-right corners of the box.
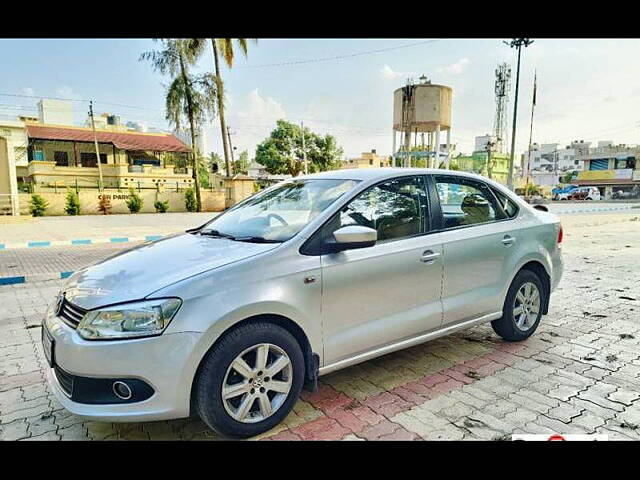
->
(502, 235), (516, 246)
(420, 250), (441, 264)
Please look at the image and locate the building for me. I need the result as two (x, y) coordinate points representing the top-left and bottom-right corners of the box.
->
(453, 136), (510, 185)
(521, 141), (587, 176)
(572, 142), (640, 199)
(174, 127), (207, 156)
(38, 99), (74, 125)
(0, 118), (29, 214)
(341, 150), (391, 169)
(24, 122), (195, 191)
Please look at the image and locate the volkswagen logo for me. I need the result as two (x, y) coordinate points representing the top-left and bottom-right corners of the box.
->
(54, 292), (64, 316)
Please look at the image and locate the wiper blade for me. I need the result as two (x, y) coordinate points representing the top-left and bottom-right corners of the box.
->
(199, 229), (236, 240)
(233, 236), (282, 244)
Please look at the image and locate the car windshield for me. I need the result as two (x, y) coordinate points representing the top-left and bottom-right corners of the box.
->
(199, 179), (359, 242)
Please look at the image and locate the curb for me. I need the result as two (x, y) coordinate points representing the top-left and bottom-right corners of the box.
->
(556, 205), (636, 215)
(0, 234), (166, 251)
(0, 270), (75, 286)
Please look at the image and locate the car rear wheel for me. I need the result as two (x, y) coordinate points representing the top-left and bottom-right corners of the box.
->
(194, 322), (305, 438)
(491, 270), (544, 342)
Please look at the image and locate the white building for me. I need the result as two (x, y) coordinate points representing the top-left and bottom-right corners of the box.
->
(522, 140), (588, 176)
(174, 127), (207, 156)
(37, 99), (74, 125)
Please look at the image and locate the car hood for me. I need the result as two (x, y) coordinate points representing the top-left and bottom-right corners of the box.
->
(62, 233), (279, 309)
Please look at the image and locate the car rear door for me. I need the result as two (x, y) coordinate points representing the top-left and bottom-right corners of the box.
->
(429, 175), (522, 326)
(319, 175), (444, 366)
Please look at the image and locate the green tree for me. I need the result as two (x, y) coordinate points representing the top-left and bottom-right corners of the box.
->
(29, 194), (48, 217)
(255, 120), (343, 177)
(198, 162), (210, 188)
(65, 190), (81, 215)
(141, 39), (216, 212)
(234, 150), (250, 175)
(126, 188), (143, 213)
(185, 188), (197, 212)
(208, 152), (223, 174)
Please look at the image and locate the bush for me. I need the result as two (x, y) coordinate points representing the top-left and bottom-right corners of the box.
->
(154, 200), (169, 213)
(97, 195), (112, 215)
(126, 188), (143, 213)
(65, 190), (81, 215)
(29, 194), (48, 217)
(185, 188), (197, 212)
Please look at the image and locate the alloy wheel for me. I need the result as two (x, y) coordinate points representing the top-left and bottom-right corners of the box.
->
(221, 343), (293, 423)
(513, 282), (541, 331)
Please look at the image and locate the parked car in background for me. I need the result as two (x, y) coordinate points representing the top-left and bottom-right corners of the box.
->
(43, 169), (563, 438)
(569, 186), (601, 201)
(552, 184), (578, 201)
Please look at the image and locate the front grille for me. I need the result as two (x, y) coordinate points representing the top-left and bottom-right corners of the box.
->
(54, 366), (74, 397)
(58, 298), (87, 329)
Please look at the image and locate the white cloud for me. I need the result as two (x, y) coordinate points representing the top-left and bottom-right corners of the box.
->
(437, 58), (470, 76)
(21, 87), (35, 96)
(55, 86), (82, 100)
(238, 89), (286, 121)
(380, 64), (416, 81)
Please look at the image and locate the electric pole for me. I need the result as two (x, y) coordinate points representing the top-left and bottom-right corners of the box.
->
(88, 101), (104, 191)
(301, 121), (308, 175)
(226, 126), (235, 175)
(504, 38), (534, 190)
(485, 140), (496, 180)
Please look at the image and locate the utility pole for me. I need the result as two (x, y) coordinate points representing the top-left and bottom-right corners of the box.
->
(226, 126), (235, 175)
(524, 71), (537, 197)
(485, 140), (496, 180)
(504, 38), (534, 190)
(88, 101), (104, 191)
(301, 121), (308, 175)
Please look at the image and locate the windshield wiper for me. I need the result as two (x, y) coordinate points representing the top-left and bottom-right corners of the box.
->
(199, 229), (237, 240)
(232, 236), (282, 244)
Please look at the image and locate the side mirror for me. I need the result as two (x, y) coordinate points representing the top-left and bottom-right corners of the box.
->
(533, 205), (549, 212)
(325, 225), (377, 253)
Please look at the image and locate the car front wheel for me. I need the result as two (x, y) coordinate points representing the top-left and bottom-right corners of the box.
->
(194, 322), (305, 438)
(492, 270), (544, 342)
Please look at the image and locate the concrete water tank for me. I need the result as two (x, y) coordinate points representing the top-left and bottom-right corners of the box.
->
(392, 83), (452, 132)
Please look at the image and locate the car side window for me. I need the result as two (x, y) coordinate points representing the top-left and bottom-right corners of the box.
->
(434, 177), (503, 229)
(492, 188), (519, 218)
(333, 176), (428, 242)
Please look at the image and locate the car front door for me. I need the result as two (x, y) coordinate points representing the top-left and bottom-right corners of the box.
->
(431, 175), (520, 326)
(319, 175), (443, 366)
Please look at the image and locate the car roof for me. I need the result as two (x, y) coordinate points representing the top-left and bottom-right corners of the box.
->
(299, 167), (493, 184)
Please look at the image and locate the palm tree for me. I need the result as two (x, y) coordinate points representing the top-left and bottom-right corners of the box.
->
(210, 39), (257, 178)
(141, 39), (216, 212)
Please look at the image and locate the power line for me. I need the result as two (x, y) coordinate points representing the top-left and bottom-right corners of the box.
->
(236, 40), (440, 68)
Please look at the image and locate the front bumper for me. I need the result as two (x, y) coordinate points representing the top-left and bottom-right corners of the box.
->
(44, 313), (202, 422)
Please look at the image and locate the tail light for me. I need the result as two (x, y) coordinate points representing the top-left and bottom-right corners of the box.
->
(557, 225), (563, 244)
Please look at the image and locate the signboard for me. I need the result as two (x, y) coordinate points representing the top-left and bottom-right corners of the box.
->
(577, 169), (633, 181)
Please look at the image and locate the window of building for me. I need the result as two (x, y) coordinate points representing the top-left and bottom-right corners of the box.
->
(53, 151), (69, 167)
(435, 176), (503, 229)
(333, 176), (427, 242)
(80, 152), (107, 167)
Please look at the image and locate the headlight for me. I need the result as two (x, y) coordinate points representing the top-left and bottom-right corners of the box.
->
(77, 298), (182, 340)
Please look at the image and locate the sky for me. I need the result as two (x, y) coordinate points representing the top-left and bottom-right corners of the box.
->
(1, 38), (640, 159)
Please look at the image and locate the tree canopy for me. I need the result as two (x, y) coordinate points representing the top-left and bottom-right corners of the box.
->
(255, 120), (343, 177)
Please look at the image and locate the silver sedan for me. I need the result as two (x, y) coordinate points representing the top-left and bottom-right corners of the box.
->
(43, 168), (563, 438)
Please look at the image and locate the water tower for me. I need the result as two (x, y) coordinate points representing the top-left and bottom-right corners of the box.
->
(392, 76), (452, 168)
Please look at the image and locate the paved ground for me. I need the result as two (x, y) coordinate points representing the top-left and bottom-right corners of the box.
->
(0, 212), (214, 245)
(1, 212), (640, 440)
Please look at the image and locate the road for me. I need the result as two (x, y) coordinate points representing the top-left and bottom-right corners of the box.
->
(1, 212), (640, 440)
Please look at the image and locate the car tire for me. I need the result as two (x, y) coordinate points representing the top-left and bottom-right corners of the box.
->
(194, 322), (305, 438)
(491, 270), (545, 342)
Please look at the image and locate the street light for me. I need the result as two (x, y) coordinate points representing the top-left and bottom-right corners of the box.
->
(504, 38), (534, 190)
